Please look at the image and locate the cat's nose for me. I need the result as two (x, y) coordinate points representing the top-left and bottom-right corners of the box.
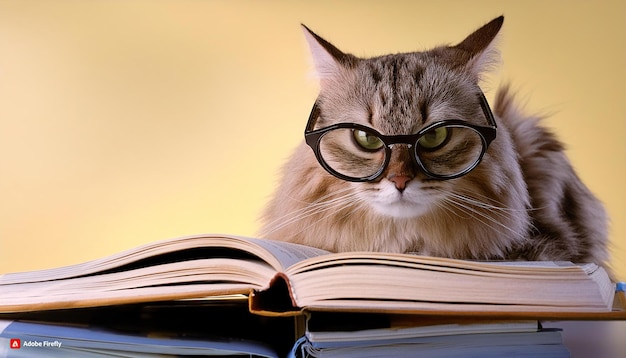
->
(388, 174), (412, 192)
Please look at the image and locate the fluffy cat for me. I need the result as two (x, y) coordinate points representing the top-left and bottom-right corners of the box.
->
(260, 16), (609, 270)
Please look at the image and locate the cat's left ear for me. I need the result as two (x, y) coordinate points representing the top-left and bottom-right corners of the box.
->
(453, 16), (504, 79)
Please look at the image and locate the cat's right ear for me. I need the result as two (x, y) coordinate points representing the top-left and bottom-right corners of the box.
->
(301, 25), (355, 86)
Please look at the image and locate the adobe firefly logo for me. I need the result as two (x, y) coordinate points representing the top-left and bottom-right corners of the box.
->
(10, 338), (21, 349)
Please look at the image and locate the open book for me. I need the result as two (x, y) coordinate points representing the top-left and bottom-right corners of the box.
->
(0, 234), (622, 318)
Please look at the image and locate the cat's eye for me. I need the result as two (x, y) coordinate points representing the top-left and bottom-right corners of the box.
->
(353, 130), (384, 151)
(417, 127), (449, 150)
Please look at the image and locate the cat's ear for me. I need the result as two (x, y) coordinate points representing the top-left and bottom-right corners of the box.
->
(301, 24), (355, 84)
(453, 16), (504, 79)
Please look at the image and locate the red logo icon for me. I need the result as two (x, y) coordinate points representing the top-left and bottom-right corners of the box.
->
(10, 338), (21, 349)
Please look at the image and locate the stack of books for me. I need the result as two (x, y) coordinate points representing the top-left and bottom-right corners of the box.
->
(290, 313), (569, 357)
(0, 234), (624, 357)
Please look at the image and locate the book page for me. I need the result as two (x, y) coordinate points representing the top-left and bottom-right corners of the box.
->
(0, 235), (225, 284)
(0, 258), (276, 310)
(0, 234), (329, 285)
(483, 261), (574, 268)
(245, 238), (329, 270)
(306, 320), (539, 344)
(286, 252), (590, 277)
(269, 252), (616, 315)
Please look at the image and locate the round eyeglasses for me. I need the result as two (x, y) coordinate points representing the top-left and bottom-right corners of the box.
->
(304, 92), (497, 182)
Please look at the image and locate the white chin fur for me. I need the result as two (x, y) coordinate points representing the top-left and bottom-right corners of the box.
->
(367, 181), (434, 219)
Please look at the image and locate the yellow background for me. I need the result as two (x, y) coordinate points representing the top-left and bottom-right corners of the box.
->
(0, 0), (624, 280)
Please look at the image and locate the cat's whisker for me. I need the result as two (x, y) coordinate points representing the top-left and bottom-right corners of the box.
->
(454, 189), (548, 213)
(443, 192), (532, 234)
(431, 200), (461, 221)
(285, 186), (356, 206)
(261, 187), (357, 233)
(440, 194), (520, 238)
(290, 195), (369, 240)
(438, 189), (543, 236)
(439, 196), (500, 232)
(334, 195), (369, 222)
(446, 191), (522, 214)
(262, 190), (366, 237)
(287, 193), (370, 238)
(432, 189), (513, 223)
(448, 191), (549, 234)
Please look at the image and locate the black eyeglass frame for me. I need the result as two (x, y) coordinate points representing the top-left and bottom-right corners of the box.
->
(304, 91), (498, 182)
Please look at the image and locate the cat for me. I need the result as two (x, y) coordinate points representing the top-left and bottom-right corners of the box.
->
(259, 16), (610, 272)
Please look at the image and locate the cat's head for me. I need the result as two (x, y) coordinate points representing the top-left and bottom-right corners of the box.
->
(301, 17), (508, 219)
